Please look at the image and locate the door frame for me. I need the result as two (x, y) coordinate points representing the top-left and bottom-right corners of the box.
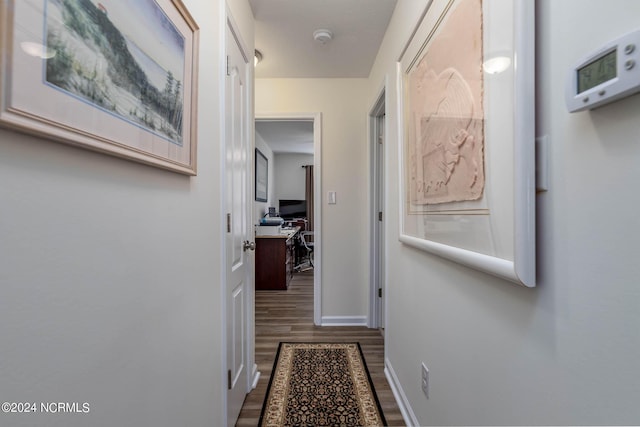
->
(254, 112), (322, 325)
(368, 85), (386, 329)
(221, 7), (255, 427)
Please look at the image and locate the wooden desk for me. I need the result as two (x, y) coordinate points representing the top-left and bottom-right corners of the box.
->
(255, 228), (299, 290)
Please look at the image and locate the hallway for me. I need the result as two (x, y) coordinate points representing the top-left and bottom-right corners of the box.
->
(236, 271), (405, 426)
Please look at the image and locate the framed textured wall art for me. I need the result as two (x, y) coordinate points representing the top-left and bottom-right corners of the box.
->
(397, 0), (536, 287)
(0, 0), (199, 175)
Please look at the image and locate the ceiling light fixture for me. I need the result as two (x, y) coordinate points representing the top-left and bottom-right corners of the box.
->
(313, 29), (333, 44)
(254, 50), (262, 66)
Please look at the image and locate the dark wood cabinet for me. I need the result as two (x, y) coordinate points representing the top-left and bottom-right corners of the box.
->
(255, 231), (297, 290)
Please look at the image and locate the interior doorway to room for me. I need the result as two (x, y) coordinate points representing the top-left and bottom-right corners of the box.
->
(254, 114), (322, 324)
(370, 90), (386, 331)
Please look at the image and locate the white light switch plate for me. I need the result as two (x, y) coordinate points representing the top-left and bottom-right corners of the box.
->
(328, 191), (337, 204)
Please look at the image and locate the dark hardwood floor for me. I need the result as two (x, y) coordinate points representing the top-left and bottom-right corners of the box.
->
(235, 270), (405, 426)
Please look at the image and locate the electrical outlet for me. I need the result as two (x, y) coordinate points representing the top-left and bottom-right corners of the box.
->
(421, 362), (429, 398)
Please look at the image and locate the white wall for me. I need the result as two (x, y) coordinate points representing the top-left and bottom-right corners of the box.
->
(0, 0), (253, 425)
(274, 153), (313, 202)
(370, 0), (640, 425)
(255, 79), (369, 320)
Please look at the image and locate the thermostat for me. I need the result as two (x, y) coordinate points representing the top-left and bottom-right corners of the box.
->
(566, 30), (640, 112)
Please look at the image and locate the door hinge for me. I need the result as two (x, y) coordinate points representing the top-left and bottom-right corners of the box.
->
(378, 211), (383, 222)
(226, 56), (230, 76)
(227, 213), (231, 233)
(378, 288), (382, 298)
(227, 369), (232, 390)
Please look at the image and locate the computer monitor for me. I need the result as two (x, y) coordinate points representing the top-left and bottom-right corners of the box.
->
(278, 199), (306, 219)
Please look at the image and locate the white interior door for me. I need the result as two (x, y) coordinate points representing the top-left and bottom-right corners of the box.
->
(375, 113), (385, 330)
(225, 19), (251, 427)
(369, 91), (386, 331)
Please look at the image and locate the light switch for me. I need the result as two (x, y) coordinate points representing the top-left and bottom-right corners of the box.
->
(328, 191), (337, 204)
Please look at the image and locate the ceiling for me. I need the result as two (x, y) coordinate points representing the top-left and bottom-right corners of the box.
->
(249, 0), (397, 78)
(250, 0), (397, 152)
(255, 120), (314, 154)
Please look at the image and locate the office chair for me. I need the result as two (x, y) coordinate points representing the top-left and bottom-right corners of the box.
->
(295, 231), (314, 271)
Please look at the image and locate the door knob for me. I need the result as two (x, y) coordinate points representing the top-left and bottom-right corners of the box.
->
(243, 240), (256, 252)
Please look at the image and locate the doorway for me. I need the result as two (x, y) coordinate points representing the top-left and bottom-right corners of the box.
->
(369, 89), (386, 330)
(254, 113), (322, 324)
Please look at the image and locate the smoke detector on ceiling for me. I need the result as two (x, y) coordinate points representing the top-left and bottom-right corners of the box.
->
(313, 29), (333, 44)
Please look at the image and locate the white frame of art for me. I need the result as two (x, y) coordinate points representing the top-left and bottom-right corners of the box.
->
(397, 0), (535, 287)
(0, 0), (199, 175)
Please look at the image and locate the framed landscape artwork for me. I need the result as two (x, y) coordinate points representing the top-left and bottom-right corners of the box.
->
(397, 0), (536, 287)
(0, 0), (199, 175)
(255, 148), (268, 202)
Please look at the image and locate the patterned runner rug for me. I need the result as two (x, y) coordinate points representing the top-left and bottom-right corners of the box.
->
(259, 342), (387, 427)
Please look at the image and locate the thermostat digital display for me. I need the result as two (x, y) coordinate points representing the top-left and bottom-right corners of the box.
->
(577, 50), (617, 94)
(566, 30), (640, 112)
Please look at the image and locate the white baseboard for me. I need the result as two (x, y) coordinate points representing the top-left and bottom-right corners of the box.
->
(320, 315), (368, 326)
(385, 357), (419, 427)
